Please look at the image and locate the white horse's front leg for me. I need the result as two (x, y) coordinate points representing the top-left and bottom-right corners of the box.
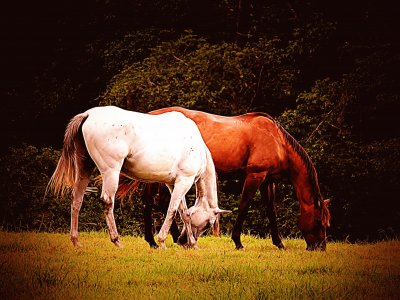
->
(157, 205), (179, 249)
(177, 201), (197, 249)
(157, 178), (194, 249)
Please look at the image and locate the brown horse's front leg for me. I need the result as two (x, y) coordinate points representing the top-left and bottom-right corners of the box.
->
(232, 171), (266, 250)
(232, 199), (250, 250)
(261, 181), (285, 250)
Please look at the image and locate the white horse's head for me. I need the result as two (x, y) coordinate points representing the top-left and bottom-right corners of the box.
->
(178, 205), (231, 244)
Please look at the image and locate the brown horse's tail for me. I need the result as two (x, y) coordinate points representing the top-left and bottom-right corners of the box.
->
(116, 177), (141, 199)
(213, 214), (220, 237)
(47, 112), (89, 197)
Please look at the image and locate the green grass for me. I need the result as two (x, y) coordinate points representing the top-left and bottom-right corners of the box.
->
(0, 231), (399, 299)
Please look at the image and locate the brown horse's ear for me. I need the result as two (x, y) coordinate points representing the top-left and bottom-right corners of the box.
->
(323, 199), (331, 227)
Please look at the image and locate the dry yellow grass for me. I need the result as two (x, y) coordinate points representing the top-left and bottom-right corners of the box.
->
(0, 231), (399, 299)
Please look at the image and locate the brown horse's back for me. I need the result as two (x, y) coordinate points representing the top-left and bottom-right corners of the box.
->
(237, 113), (289, 175)
(149, 107), (288, 176)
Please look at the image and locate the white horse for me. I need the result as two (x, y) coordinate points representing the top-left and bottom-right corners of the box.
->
(47, 106), (229, 249)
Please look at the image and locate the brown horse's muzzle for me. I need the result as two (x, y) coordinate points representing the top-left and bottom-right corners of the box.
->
(306, 240), (326, 251)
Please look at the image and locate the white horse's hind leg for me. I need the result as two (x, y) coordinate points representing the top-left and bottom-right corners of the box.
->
(71, 176), (90, 246)
(101, 170), (123, 248)
(157, 177), (195, 249)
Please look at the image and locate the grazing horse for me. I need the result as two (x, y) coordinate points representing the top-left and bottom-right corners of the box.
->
(121, 107), (330, 251)
(47, 106), (229, 249)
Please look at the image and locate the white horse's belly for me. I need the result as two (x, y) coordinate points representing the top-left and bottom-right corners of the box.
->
(123, 144), (204, 184)
(122, 154), (177, 184)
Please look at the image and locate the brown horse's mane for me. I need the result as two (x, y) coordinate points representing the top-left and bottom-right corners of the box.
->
(246, 112), (324, 208)
(274, 119), (330, 225)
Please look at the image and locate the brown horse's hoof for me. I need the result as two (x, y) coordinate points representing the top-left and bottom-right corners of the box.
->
(177, 235), (187, 245)
(150, 244), (159, 249)
(276, 243), (286, 250)
(235, 245), (245, 251)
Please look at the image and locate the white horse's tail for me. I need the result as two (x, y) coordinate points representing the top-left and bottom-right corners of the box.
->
(47, 112), (89, 197)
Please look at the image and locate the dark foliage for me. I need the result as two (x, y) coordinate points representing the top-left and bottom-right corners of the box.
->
(1, 0), (398, 241)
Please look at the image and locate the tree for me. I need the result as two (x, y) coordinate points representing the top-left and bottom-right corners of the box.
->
(100, 32), (300, 115)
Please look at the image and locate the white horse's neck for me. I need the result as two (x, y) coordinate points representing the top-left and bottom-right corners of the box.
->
(195, 149), (218, 210)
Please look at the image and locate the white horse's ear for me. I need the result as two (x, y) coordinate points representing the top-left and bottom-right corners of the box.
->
(214, 208), (232, 215)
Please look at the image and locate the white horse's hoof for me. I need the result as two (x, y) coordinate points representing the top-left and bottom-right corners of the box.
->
(183, 243), (199, 250)
(71, 237), (82, 247)
(114, 241), (124, 248)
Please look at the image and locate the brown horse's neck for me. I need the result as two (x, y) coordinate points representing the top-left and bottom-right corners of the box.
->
(278, 125), (323, 210)
(290, 162), (321, 208)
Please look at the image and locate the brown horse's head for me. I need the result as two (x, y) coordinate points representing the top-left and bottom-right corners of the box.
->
(299, 199), (331, 251)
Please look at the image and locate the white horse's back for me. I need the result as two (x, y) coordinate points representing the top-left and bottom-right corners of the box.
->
(82, 106), (207, 184)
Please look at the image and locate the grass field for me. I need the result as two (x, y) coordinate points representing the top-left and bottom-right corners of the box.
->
(0, 231), (399, 299)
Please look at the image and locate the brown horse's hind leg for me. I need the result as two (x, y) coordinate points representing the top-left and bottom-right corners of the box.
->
(143, 183), (181, 248)
(232, 171), (267, 250)
(143, 183), (158, 248)
(101, 170), (123, 248)
(260, 181), (285, 250)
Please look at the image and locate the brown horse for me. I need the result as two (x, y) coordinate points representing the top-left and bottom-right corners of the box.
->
(121, 107), (331, 250)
